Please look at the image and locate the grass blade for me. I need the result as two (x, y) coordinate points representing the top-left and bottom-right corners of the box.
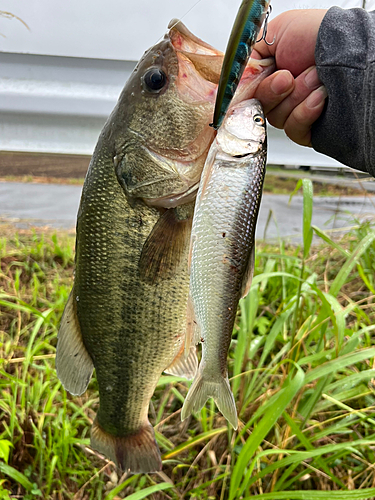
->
(162, 427), (227, 459)
(242, 488), (375, 499)
(304, 348), (375, 385)
(0, 463), (34, 491)
(330, 232), (375, 297)
(301, 179), (313, 258)
(246, 438), (375, 489)
(106, 482), (172, 500)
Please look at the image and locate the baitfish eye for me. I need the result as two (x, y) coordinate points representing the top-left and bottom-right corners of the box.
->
(254, 115), (265, 125)
(143, 68), (167, 92)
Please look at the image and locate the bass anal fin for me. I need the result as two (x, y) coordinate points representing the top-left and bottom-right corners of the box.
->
(164, 345), (198, 380)
(56, 291), (94, 396)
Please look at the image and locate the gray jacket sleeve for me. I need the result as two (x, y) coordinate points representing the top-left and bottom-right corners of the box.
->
(311, 7), (375, 176)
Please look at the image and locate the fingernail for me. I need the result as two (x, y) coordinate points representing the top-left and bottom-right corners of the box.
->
(304, 67), (321, 89)
(306, 85), (327, 109)
(271, 71), (293, 95)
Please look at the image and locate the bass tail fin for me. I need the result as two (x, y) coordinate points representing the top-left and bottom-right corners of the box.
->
(91, 419), (162, 473)
(181, 369), (238, 430)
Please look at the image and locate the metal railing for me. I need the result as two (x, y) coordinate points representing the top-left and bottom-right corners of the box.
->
(0, 51), (351, 171)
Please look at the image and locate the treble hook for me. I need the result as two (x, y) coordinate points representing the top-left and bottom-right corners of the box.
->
(256, 5), (275, 46)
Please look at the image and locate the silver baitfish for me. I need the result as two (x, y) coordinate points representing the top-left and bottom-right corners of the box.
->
(182, 99), (267, 429)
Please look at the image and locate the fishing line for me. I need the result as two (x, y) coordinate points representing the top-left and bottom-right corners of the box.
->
(168, 0), (204, 30)
(152, 0), (204, 45)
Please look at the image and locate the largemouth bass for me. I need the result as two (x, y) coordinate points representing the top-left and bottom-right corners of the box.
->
(56, 20), (273, 474)
(181, 99), (267, 429)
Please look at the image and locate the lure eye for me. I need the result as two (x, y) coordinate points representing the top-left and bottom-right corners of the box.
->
(143, 68), (167, 92)
(254, 115), (265, 125)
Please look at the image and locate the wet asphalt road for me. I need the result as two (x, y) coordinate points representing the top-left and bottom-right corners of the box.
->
(1, 181), (374, 242)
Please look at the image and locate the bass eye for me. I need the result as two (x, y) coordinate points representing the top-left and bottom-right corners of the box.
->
(143, 68), (167, 92)
(254, 115), (265, 125)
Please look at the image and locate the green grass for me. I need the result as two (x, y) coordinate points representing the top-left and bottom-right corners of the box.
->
(1, 180), (375, 499)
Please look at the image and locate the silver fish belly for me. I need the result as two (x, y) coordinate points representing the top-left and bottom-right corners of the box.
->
(182, 98), (267, 429)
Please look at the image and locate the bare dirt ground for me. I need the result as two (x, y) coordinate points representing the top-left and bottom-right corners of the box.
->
(0, 151), (90, 179)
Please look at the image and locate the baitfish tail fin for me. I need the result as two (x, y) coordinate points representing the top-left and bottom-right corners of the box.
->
(91, 418), (162, 473)
(56, 291), (94, 396)
(181, 368), (238, 430)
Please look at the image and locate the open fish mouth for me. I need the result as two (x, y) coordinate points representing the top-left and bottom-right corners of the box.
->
(168, 19), (224, 85)
(166, 19), (275, 127)
(168, 19), (274, 100)
(167, 20), (223, 107)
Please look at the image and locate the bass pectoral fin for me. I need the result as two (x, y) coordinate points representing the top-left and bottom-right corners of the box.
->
(139, 205), (193, 284)
(55, 291), (94, 396)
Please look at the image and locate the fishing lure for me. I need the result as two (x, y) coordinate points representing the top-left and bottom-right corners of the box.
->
(211, 0), (273, 130)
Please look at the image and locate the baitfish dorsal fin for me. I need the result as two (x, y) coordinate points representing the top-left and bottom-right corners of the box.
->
(139, 206), (192, 284)
(241, 246), (255, 298)
(55, 291), (94, 396)
(164, 344), (198, 380)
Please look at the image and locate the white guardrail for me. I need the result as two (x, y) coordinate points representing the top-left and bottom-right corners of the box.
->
(0, 51), (352, 171)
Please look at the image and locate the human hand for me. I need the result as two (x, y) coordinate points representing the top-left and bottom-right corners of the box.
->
(252, 9), (328, 147)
